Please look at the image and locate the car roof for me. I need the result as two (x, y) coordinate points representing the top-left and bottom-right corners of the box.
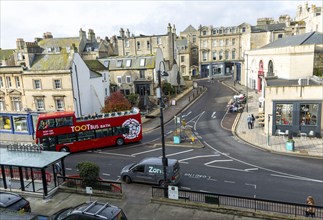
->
(139, 157), (178, 166)
(72, 201), (122, 219)
(0, 192), (23, 207)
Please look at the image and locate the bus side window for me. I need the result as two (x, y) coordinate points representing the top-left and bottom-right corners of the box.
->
(47, 119), (56, 128)
(39, 120), (47, 130)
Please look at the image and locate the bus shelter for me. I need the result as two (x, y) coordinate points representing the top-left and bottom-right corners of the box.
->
(0, 146), (69, 197)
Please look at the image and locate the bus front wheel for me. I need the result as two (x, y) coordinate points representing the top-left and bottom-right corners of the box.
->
(60, 146), (70, 152)
(116, 138), (124, 146)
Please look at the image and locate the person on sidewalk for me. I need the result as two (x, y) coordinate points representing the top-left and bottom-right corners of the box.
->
(247, 114), (253, 129)
(251, 114), (255, 129)
(305, 196), (315, 217)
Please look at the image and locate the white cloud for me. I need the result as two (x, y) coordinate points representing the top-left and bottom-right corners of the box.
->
(0, 0), (321, 49)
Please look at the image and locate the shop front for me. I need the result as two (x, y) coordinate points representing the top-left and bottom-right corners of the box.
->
(0, 112), (39, 135)
(273, 101), (321, 137)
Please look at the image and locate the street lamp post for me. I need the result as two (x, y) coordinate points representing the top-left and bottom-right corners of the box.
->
(244, 52), (249, 113)
(157, 61), (169, 198)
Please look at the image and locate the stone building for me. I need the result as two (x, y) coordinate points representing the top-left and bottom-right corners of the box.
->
(0, 30), (110, 135)
(245, 32), (323, 137)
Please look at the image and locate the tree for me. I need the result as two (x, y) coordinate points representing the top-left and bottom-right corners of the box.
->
(126, 93), (139, 106)
(76, 161), (100, 187)
(101, 91), (132, 113)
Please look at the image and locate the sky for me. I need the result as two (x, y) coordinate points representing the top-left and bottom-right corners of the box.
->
(0, 0), (321, 49)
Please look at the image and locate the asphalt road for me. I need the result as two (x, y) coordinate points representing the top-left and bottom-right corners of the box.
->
(63, 80), (323, 206)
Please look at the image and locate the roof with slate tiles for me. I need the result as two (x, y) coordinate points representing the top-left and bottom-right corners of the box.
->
(0, 49), (15, 60)
(29, 53), (73, 71)
(261, 32), (323, 49)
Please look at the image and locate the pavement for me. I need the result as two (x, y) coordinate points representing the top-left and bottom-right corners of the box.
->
(1, 78), (322, 219)
(221, 79), (323, 159)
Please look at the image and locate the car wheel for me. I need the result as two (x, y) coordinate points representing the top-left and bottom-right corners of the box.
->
(60, 146), (69, 152)
(124, 176), (131, 184)
(116, 138), (124, 146)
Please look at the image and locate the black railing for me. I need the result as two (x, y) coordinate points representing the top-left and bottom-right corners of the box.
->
(152, 187), (323, 218)
(57, 176), (122, 194)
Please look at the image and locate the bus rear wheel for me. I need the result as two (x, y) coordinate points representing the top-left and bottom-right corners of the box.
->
(60, 146), (70, 152)
(116, 138), (124, 146)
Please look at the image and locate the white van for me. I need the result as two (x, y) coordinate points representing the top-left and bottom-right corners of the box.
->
(120, 157), (181, 186)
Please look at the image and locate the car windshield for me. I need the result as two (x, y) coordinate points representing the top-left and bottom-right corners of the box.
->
(57, 208), (73, 220)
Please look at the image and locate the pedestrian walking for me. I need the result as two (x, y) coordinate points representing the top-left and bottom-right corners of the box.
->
(247, 114), (253, 129)
(305, 196), (315, 217)
(251, 114), (255, 129)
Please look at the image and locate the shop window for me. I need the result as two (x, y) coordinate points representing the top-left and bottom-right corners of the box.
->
(275, 104), (293, 125)
(13, 116), (28, 132)
(0, 116), (11, 130)
(300, 104), (318, 125)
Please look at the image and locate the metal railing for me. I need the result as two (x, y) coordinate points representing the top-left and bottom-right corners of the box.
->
(57, 176), (122, 194)
(152, 187), (322, 218)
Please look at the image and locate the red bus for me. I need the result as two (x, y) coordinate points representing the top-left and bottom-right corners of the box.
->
(35, 108), (142, 153)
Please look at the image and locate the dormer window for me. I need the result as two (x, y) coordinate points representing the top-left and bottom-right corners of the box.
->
(103, 60), (109, 68)
(17, 53), (23, 61)
(86, 47), (92, 52)
(47, 48), (52, 53)
(66, 46), (71, 52)
(55, 47), (61, 53)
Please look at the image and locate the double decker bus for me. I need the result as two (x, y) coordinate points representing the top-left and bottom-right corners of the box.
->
(35, 108), (142, 153)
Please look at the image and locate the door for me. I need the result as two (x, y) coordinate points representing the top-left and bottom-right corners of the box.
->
(131, 165), (152, 183)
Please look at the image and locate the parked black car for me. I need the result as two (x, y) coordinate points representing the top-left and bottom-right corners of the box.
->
(0, 192), (31, 213)
(51, 201), (127, 220)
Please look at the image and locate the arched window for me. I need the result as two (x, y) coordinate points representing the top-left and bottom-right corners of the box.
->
(268, 60), (274, 76)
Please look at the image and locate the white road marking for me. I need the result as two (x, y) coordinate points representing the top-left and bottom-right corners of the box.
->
(179, 155), (220, 163)
(207, 178), (218, 182)
(199, 190), (211, 193)
(97, 152), (135, 157)
(204, 159), (233, 165)
(245, 183), (256, 189)
(180, 187), (191, 190)
(244, 168), (259, 172)
(211, 112), (216, 119)
(203, 141), (323, 183)
(224, 180), (235, 184)
(165, 149), (194, 157)
(205, 165), (248, 172)
(182, 111), (191, 118)
(65, 168), (72, 171)
(102, 173), (110, 176)
(270, 174), (323, 183)
(131, 148), (160, 156)
(166, 131), (173, 135)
